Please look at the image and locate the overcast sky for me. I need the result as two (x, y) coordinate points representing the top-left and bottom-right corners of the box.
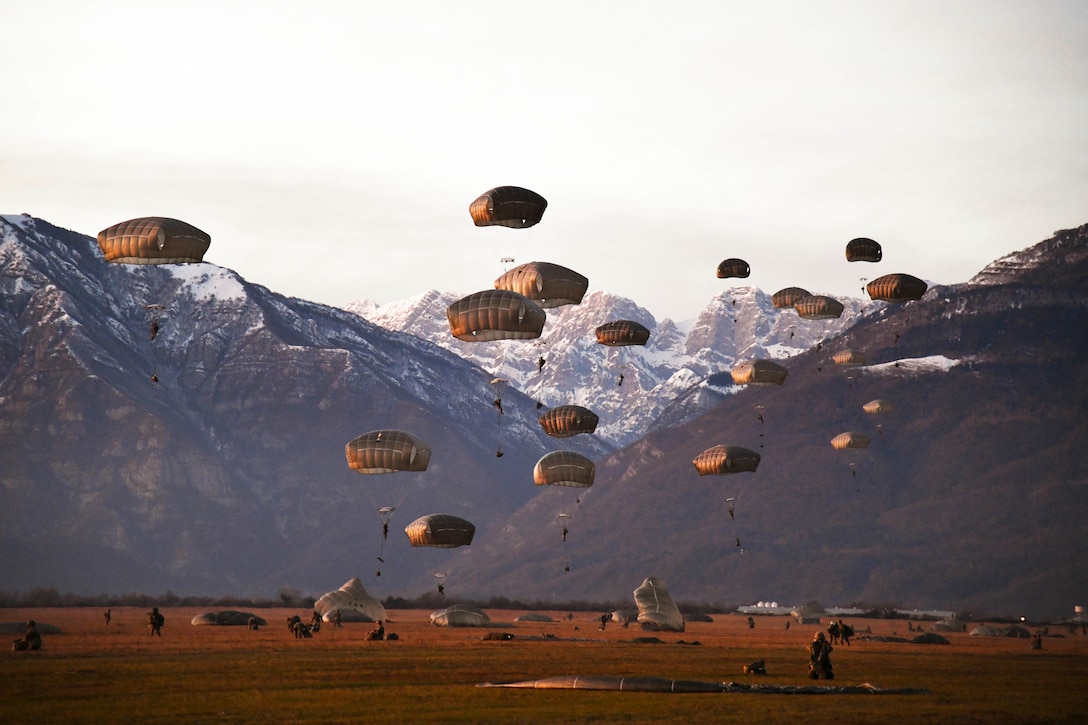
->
(3, 1), (1086, 321)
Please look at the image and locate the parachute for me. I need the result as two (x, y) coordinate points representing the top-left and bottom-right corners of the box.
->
(534, 451), (596, 488)
(345, 430), (431, 473)
(447, 290), (546, 341)
(430, 604), (489, 627)
(404, 514), (476, 548)
(633, 577), (685, 632)
(97, 217), (211, 264)
(595, 320), (650, 347)
(793, 295), (845, 320)
(830, 432), (871, 450)
(866, 273), (928, 302)
(314, 577), (387, 623)
(469, 186), (547, 228)
(692, 445), (761, 476)
(772, 287), (811, 309)
(493, 261), (588, 308)
(716, 258), (751, 279)
(539, 405), (600, 438)
(731, 359), (788, 386)
(832, 349), (867, 366)
(845, 237), (882, 263)
(863, 399), (894, 415)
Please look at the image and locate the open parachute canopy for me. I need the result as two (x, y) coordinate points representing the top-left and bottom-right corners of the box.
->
(345, 430), (431, 474)
(772, 287), (811, 309)
(534, 451), (596, 488)
(863, 399), (894, 415)
(793, 295), (845, 320)
(97, 216), (211, 264)
(469, 186), (547, 228)
(731, 359), (788, 386)
(832, 349), (867, 366)
(866, 273), (928, 303)
(447, 290), (547, 341)
(595, 319), (650, 347)
(404, 513), (475, 548)
(692, 445), (761, 476)
(845, 237), (883, 263)
(716, 258), (751, 279)
(494, 261), (589, 309)
(539, 405), (600, 438)
(633, 577), (685, 632)
(831, 432), (871, 450)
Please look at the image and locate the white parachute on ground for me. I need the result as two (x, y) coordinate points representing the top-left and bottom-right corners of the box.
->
(632, 577), (685, 632)
(190, 611), (267, 626)
(430, 604), (490, 627)
(313, 577), (387, 623)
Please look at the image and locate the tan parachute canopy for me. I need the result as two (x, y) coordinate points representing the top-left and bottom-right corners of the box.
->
(493, 261), (589, 308)
(534, 451), (596, 488)
(633, 577), (685, 632)
(313, 577), (387, 623)
(863, 399), (894, 415)
(430, 604), (490, 627)
(404, 514), (475, 548)
(794, 295), (845, 320)
(716, 258), (751, 279)
(97, 217), (211, 264)
(832, 349), (867, 365)
(469, 186), (547, 228)
(539, 405), (600, 438)
(772, 287), (811, 309)
(866, 273), (928, 302)
(831, 432), (871, 450)
(731, 359), (788, 386)
(595, 320), (650, 347)
(447, 290), (547, 341)
(845, 237), (882, 263)
(692, 445), (761, 475)
(345, 430), (431, 474)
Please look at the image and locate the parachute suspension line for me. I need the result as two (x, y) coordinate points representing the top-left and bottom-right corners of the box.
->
(145, 304), (165, 383)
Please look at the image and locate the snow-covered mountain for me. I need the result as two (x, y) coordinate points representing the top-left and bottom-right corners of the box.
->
(346, 287), (872, 446)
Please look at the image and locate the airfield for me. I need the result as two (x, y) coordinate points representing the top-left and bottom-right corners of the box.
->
(3, 607), (1087, 723)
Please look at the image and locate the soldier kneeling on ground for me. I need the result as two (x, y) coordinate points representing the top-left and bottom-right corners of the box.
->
(366, 621), (385, 641)
(12, 620), (42, 651)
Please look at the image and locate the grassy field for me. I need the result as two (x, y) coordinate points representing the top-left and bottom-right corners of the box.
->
(2, 606), (1086, 723)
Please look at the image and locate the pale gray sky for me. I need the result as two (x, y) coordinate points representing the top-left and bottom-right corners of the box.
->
(3, 1), (1086, 321)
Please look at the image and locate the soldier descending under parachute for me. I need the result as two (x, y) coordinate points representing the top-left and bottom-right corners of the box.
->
(345, 429), (432, 577)
(96, 217), (211, 383)
(693, 445), (761, 551)
(595, 320), (650, 386)
(534, 451), (595, 572)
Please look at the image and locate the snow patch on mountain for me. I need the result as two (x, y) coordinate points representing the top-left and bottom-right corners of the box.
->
(167, 264), (247, 301)
(862, 355), (961, 376)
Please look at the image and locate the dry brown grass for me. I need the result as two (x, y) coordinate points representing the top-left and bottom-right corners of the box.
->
(2, 607), (1087, 723)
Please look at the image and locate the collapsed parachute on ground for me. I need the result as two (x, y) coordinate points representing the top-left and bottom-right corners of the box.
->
(190, 611), (267, 626)
(716, 258), (750, 279)
(831, 432), (871, 450)
(731, 359), (788, 386)
(314, 577), (387, 623)
(633, 577), (685, 632)
(447, 290), (547, 341)
(863, 399), (894, 415)
(867, 273), (928, 302)
(345, 430), (431, 473)
(404, 513), (476, 548)
(539, 405), (599, 438)
(595, 320), (650, 346)
(794, 295), (845, 320)
(494, 261), (588, 308)
(772, 287), (811, 309)
(846, 237), (882, 263)
(534, 451), (596, 487)
(692, 445), (761, 476)
(97, 217), (211, 264)
(431, 604), (490, 627)
(469, 186), (547, 228)
(832, 349), (867, 366)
